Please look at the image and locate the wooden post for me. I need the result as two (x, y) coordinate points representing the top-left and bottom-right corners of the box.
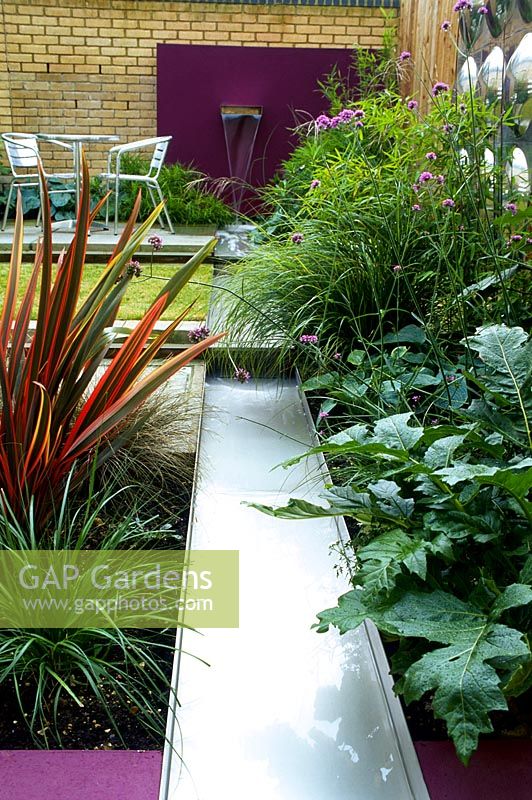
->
(399, 0), (458, 110)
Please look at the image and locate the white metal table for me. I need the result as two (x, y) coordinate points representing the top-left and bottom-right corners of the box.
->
(36, 133), (119, 229)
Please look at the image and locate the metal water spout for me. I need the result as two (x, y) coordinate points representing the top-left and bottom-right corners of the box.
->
(220, 105), (262, 214)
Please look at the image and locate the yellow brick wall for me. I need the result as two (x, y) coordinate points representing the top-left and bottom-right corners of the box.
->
(0, 0), (397, 172)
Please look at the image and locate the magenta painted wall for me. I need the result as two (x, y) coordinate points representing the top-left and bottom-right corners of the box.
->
(157, 44), (357, 187)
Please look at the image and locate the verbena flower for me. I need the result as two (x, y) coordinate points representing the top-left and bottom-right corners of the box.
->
(333, 352), (342, 360)
(329, 116), (340, 128)
(505, 202), (517, 215)
(354, 120), (364, 129)
(147, 234), (163, 250)
(437, 174), (445, 185)
(188, 324), (210, 343)
(353, 109), (365, 119)
(432, 81), (450, 96)
(399, 51), (411, 62)
(441, 20), (452, 31)
(407, 99), (419, 111)
(338, 109), (356, 122)
(300, 334), (318, 345)
(412, 183), (420, 193)
(443, 123), (454, 133)
(453, 0), (472, 11)
(509, 234), (523, 243)
(419, 171), (434, 183)
(316, 114), (331, 130)
(318, 410), (329, 419)
(234, 367), (251, 383)
(310, 179), (321, 189)
(426, 152), (437, 161)
(478, 5), (488, 13)
(412, 204), (422, 212)
(411, 394), (422, 405)
(126, 259), (142, 278)
(393, 264), (402, 273)
(442, 198), (456, 208)
(291, 232), (304, 244)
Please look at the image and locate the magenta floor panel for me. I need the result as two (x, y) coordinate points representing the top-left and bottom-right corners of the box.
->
(0, 750), (162, 800)
(415, 740), (532, 800)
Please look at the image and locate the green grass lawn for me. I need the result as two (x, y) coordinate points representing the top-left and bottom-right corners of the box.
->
(0, 262), (213, 321)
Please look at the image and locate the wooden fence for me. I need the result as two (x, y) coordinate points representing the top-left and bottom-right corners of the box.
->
(399, 0), (458, 109)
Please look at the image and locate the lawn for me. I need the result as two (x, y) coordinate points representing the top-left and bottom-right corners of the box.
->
(0, 262), (213, 320)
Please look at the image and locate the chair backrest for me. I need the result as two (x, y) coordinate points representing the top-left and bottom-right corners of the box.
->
(2, 133), (40, 176)
(148, 137), (171, 179)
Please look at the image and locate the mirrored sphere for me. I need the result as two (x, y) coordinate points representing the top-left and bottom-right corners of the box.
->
(478, 47), (506, 105)
(507, 33), (532, 135)
(457, 57), (479, 93)
(517, 0), (532, 24)
(506, 147), (530, 194)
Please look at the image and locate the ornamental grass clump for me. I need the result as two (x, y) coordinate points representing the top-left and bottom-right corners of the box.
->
(0, 156), (223, 527)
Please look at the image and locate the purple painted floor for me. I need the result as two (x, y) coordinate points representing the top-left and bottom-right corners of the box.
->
(415, 740), (532, 800)
(0, 751), (162, 800)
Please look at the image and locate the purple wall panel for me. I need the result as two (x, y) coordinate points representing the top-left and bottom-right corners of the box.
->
(157, 44), (356, 186)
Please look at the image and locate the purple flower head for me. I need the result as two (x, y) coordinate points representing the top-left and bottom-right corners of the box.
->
(426, 151), (437, 161)
(412, 183), (420, 193)
(291, 232), (304, 244)
(437, 174), (445, 185)
(446, 374), (457, 383)
(188, 323), (210, 344)
(234, 367), (251, 384)
(419, 171), (434, 184)
(453, 0), (472, 11)
(333, 352), (342, 360)
(442, 198), (456, 208)
(353, 109), (365, 119)
(126, 259), (142, 278)
(412, 204), (422, 212)
(407, 99), (419, 111)
(354, 120), (364, 129)
(300, 334), (318, 345)
(510, 234), (523, 242)
(316, 114), (331, 130)
(526, 238), (532, 245)
(399, 50), (411, 62)
(411, 394), (422, 405)
(459, 103), (468, 114)
(432, 81), (450, 97)
(443, 123), (454, 133)
(338, 108), (356, 122)
(329, 116), (341, 128)
(505, 202), (517, 215)
(147, 234), (163, 251)
(310, 179), (321, 189)
(393, 264), (402, 273)
(478, 5), (489, 13)
(318, 410), (330, 419)
(441, 19), (452, 31)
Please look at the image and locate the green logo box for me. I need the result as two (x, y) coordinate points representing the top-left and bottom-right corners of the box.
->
(0, 550), (239, 628)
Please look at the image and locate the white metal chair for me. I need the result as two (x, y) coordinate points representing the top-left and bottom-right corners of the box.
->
(100, 136), (174, 234)
(1, 133), (76, 230)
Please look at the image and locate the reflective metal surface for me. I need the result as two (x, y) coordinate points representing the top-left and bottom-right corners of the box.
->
(457, 56), (479, 92)
(478, 46), (506, 104)
(160, 378), (429, 800)
(507, 33), (532, 134)
(507, 146), (531, 192)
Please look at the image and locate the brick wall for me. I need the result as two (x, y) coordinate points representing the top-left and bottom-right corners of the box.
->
(0, 0), (397, 172)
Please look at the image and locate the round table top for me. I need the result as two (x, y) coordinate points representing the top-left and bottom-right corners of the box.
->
(36, 133), (120, 143)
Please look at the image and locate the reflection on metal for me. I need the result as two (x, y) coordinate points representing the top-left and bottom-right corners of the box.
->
(518, 0), (532, 23)
(486, 0), (511, 37)
(507, 146), (530, 193)
(507, 33), (532, 135)
(478, 46), (506, 104)
(457, 57), (479, 93)
(221, 105), (262, 214)
(159, 378), (430, 800)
